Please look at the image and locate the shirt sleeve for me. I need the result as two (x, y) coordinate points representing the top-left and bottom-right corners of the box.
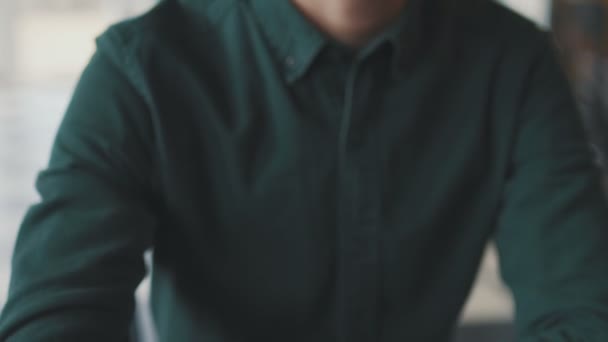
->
(495, 33), (608, 341)
(0, 31), (158, 341)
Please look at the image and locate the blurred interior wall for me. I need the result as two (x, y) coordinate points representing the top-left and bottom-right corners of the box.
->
(499, 0), (551, 27)
(0, 0), (16, 83)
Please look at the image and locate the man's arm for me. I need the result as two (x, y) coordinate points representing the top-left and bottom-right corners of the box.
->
(0, 34), (158, 340)
(495, 33), (608, 341)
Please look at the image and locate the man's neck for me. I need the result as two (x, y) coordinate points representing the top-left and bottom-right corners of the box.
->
(291, 0), (408, 48)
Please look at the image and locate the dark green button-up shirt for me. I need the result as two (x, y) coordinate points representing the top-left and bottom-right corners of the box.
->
(2, 0), (608, 341)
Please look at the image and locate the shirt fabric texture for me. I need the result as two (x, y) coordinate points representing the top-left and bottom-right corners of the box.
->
(1, 0), (608, 341)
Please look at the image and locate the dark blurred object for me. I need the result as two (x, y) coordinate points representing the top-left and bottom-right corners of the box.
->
(128, 318), (518, 342)
(452, 322), (515, 342)
(552, 0), (608, 170)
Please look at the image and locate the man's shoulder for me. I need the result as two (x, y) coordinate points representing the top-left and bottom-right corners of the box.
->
(95, 0), (237, 66)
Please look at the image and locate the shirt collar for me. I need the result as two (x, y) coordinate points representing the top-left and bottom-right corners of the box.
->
(246, 0), (423, 83)
(245, 0), (325, 83)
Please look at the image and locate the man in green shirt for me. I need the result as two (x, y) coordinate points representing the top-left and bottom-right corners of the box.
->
(1, 0), (608, 341)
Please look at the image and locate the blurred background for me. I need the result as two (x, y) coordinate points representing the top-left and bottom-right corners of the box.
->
(0, 0), (605, 341)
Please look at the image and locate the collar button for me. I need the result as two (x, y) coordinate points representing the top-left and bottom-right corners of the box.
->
(285, 56), (296, 68)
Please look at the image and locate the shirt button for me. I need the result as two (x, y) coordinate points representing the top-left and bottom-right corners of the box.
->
(285, 56), (296, 68)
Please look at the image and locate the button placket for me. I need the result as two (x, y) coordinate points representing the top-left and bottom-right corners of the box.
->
(336, 61), (381, 342)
